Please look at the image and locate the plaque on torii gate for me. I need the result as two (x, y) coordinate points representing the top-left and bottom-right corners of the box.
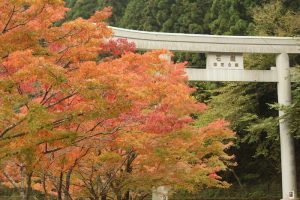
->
(206, 53), (244, 69)
(111, 26), (300, 200)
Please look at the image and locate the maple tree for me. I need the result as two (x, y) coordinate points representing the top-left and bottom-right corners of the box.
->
(0, 0), (235, 200)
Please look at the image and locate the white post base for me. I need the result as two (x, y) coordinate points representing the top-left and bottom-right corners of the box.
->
(152, 186), (169, 200)
(281, 199), (300, 200)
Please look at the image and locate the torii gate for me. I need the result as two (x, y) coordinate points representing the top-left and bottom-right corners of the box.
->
(111, 26), (300, 200)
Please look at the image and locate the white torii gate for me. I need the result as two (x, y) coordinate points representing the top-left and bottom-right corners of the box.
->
(111, 26), (300, 200)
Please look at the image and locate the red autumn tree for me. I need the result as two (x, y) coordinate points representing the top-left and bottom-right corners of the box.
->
(0, 1), (235, 200)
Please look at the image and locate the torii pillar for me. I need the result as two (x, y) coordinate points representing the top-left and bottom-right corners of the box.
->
(277, 53), (298, 200)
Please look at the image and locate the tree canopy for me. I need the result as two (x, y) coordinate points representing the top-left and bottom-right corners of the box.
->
(0, 1), (235, 199)
(62, 0), (300, 193)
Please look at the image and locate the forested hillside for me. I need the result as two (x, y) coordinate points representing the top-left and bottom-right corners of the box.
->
(65, 0), (300, 198)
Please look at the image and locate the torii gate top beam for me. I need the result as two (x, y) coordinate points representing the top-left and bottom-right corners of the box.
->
(111, 26), (300, 54)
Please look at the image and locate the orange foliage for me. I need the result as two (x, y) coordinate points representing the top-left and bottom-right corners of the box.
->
(0, 1), (235, 199)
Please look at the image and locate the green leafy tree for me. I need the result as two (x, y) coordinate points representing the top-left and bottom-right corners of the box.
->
(120, 0), (211, 34)
(64, 0), (129, 25)
(287, 66), (300, 137)
(207, 0), (260, 35)
(195, 0), (300, 187)
(195, 59), (280, 185)
(252, 0), (300, 36)
(120, 0), (213, 66)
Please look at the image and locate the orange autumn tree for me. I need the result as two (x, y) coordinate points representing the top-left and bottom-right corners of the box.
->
(0, 1), (235, 200)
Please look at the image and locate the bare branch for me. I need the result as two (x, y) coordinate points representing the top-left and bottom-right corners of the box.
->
(86, 120), (105, 133)
(75, 126), (121, 143)
(0, 118), (26, 138)
(40, 85), (53, 104)
(2, 6), (16, 34)
(0, 132), (27, 141)
(100, 150), (135, 194)
(41, 92), (58, 106)
(46, 92), (78, 109)
(42, 126), (121, 154)
(3, 170), (19, 189)
(4, 4), (46, 33)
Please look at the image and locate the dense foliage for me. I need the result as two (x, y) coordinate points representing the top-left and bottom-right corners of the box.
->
(64, 0), (128, 25)
(63, 0), (300, 196)
(0, 1), (236, 200)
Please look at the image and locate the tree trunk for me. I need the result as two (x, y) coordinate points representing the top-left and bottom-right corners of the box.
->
(64, 169), (73, 200)
(57, 171), (64, 200)
(117, 194), (122, 200)
(101, 193), (107, 200)
(123, 151), (136, 200)
(25, 172), (33, 200)
(231, 169), (243, 189)
(139, 194), (149, 200)
(124, 191), (130, 200)
(42, 173), (48, 200)
(20, 166), (26, 200)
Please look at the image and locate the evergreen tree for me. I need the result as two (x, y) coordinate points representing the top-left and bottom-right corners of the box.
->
(207, 0), (260, 35)
(120, 0), (211, 33)
(119, 0), (148, 30)
(195, 65), (281, 184)
(64, 0), (128, 25)
(65, 0), (99, 20)
(195, 0), (300, 186)
(252, 0), (300, 36)
(288, 67), (300, 137)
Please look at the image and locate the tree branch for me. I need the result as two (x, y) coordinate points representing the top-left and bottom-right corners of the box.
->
(101, 150), (135, 194)
(46, 92), (78, 109)
(0, 118), (26, 138)
(2, 6), (16, 34)
(42, 126), (121, 154)
(3, 170), (19, 189)
(75, 126), (121, 144)
(4, 4), (46, 33)
(40, 85), (52, 104)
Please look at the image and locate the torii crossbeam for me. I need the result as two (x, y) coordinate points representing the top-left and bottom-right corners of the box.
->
(111, 26), (300, 200)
